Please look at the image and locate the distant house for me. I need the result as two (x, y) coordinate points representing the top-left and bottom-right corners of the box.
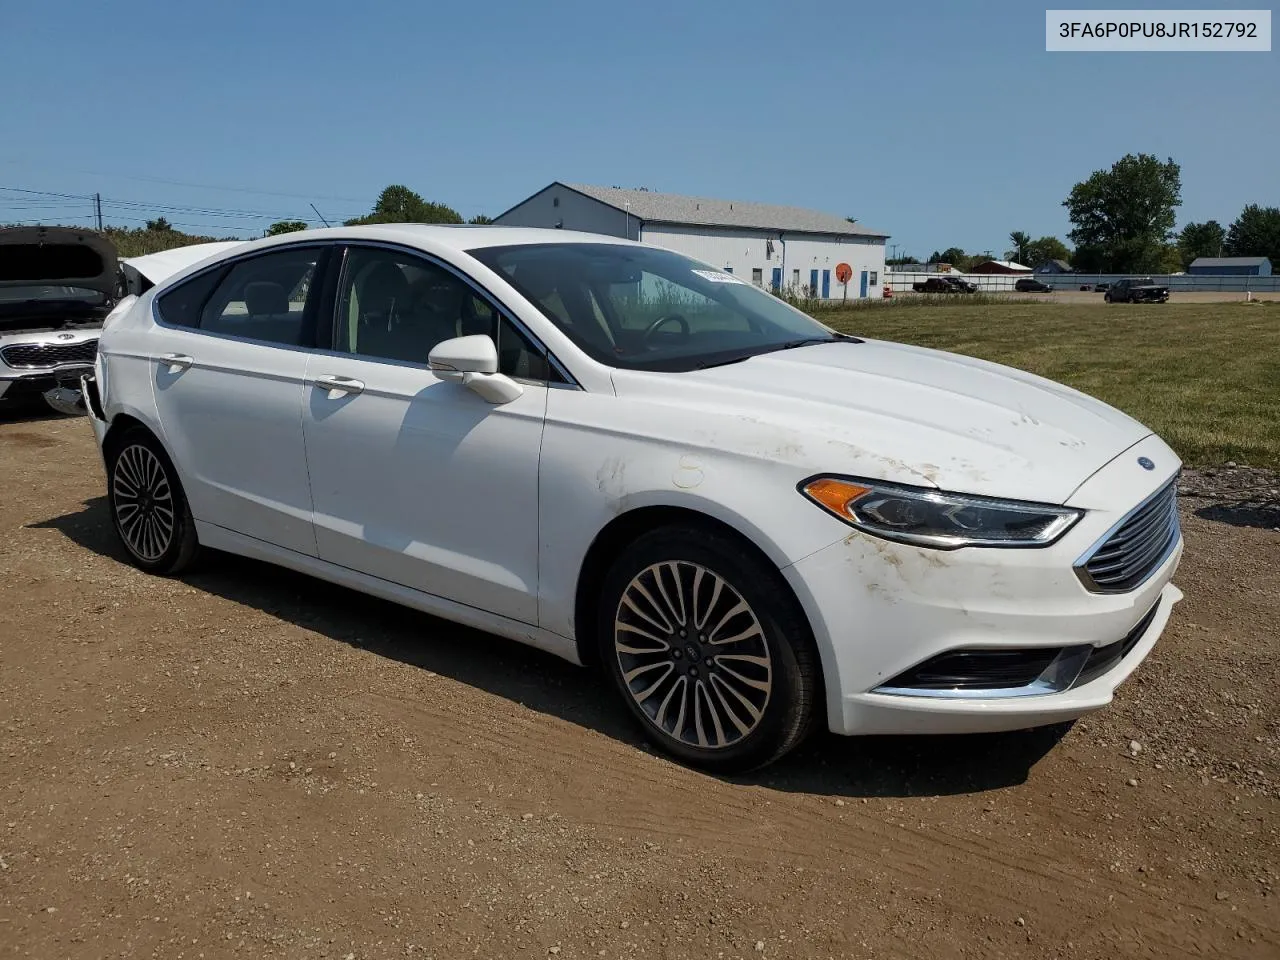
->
(969, 259), (1031, 274)
(1033, 259), (1073, 275)
(1188, 256), (1272, 276)
(494, 182), (890, 298)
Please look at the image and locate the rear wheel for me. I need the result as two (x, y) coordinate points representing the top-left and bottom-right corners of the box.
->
(598, 526), (820, 773)
(1104, 293), (1112, 303)
(106, 427), (199, 575)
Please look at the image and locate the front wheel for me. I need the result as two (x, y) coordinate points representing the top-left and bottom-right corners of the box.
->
(1104, 293), (1112, 303)
(598, 526), (820, 773)
(106, 427), (200, 575)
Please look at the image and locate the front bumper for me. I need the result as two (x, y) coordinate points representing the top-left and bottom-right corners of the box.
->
(0, 365), (93, 412)
(782, 434), (1184, 736)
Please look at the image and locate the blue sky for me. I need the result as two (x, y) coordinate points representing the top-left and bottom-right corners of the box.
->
(0, 0), (1274, 257)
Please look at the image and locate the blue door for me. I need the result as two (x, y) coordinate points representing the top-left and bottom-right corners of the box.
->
(809, 269), (818, 297)
(859, 270), (868, 297)
(771, 267), (782, 292)
(821, 270), (830, 299)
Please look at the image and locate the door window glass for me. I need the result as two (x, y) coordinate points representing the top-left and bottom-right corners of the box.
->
(336, 246), (553, 381)
(198, 248), (320, 346)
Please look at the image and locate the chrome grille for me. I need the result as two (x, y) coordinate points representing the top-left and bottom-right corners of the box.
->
(1076, 479), (1180, 594)
(0, 339), (98, 369)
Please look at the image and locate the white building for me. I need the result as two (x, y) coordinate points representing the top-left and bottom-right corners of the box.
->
(494, 183), (889, 300)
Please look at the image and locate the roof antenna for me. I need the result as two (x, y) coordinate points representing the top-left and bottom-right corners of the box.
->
(310, 203), (332, 227)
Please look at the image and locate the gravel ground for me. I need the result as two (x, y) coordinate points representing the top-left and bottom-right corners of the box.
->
(1, 414), (1277, 959)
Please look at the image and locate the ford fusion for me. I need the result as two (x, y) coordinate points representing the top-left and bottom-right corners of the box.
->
(82, 226), (1183, 771)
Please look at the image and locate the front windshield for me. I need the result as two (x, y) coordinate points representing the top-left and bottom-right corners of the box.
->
(0, 284), (105, 304)
(467, 242), (847, 372)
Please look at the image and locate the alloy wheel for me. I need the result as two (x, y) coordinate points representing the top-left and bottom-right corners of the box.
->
(614, 561), (773, 750)
(112, 444), (176, 562)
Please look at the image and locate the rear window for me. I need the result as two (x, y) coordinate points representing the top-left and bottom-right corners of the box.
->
(155, 269), (224, 329)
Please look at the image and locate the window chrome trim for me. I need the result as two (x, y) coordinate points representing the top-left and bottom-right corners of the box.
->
(150, 240), (335, 354)
(333, 240), (581, 390)
(1072, 471), (1181, 594)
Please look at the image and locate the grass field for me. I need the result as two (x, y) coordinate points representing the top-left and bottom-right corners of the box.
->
(816, 300), (1280, 470)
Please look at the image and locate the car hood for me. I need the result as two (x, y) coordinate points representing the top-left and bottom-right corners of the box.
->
(612, 339), (1154, 504)
(0, 226), (119, 296)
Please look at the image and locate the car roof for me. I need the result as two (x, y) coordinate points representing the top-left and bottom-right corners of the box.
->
(217, 224), (640, 257)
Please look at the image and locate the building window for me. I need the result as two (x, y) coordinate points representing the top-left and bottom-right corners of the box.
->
(723, 266), (733, 274)
(792, 269), (800, 289)
(870, 271), (878, 285)
(751, 268), (763, 286)
(552, 196), (560, 207)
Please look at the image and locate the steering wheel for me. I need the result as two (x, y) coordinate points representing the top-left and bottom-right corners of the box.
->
(642, 313), (690, 344)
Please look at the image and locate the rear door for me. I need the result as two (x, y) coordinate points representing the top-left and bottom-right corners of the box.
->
(300, 244), (553, 624)
(149, 244), (331, 555)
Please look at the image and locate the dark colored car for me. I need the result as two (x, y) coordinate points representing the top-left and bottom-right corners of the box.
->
(1015, 278), (1052, 292)
(1105, 278), (1170, 304)
(913, 276), (975, 294)
(0, 227), (119, 413)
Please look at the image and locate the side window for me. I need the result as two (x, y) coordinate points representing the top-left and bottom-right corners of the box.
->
(198, 248), (320, 346)
(336, 246), (559, 382)
(336, 247), (477, 365)
(155, 268), (224, 328)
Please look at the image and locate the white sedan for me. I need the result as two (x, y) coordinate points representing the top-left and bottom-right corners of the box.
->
(82, 225), (1183, 771)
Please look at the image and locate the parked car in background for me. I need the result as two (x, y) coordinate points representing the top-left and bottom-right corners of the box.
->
(1015, 277), (1052, 293)
(0, 227), (121, 415)
(1105, 278), (1170, 303)
(83, 225), (1184, 772)
(913, 276), (974, 294)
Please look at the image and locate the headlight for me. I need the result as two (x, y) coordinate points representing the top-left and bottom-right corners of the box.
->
(799, 476), (1082, 549)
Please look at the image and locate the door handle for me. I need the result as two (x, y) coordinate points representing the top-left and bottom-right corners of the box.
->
(314, 374), (365, 396)
(159, 353), (193, 372)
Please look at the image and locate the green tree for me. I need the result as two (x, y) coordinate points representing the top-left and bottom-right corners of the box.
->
(1006, 231), (1032, 264)
(1224, 204), (1280, 262)
(267, 220), (308, 236)
(344, 185), (464, 225)
(936, 246), (967, 266)
(1063, 153), (1181, 273)
(468, 214), (494, 224)
(1022, 236), (1071, 269)
(145, 216), (172, 232)
(1177, 220), (1225, 268)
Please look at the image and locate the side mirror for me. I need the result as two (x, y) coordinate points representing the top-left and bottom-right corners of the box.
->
(428, 334), (523, 404)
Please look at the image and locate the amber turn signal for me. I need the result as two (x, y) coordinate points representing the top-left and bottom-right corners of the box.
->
(802, 478), (871, 517)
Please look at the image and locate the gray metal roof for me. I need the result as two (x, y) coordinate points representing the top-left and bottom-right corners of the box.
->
(562, 183), (888, 239)
(1189, 256), (1271, 268)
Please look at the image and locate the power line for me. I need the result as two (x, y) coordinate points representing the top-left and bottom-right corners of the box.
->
(0, 158), (368, 204)
(0, 185), (358, 222)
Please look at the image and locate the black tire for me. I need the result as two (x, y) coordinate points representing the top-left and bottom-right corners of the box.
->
(105, 426), (200, 575)
(1104, 293), (1112, 303)
(597, 525), (820, 773)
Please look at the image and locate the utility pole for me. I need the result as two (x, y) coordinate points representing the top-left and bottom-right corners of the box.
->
(94, 193), (103, 231)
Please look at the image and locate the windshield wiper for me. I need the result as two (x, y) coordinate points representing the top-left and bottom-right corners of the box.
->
(693, 354), (755, 370)
(766, 333), (860, 353)
(691, 334), (860, 370)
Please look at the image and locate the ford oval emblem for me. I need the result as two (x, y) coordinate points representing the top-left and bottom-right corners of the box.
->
(1137, 456), (1155, 471)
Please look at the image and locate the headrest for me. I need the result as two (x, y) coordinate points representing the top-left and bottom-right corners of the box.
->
(243, 280), (288, 316)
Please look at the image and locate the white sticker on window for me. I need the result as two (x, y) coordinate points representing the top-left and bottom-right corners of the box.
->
(692, 269), (745, 284)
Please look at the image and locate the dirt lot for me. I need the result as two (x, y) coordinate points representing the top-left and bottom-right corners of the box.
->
(1, 414), (1277, 960)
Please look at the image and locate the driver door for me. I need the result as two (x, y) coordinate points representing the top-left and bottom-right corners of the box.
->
(300, 244), (554, 625)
